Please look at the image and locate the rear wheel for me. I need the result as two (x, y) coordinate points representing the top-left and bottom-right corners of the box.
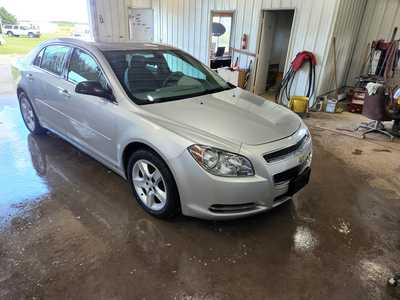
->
(18, 92), (46, 135)
(7, 31), (14, 37)
(127, 150), (180, 219)
(28, 32), (35, 38)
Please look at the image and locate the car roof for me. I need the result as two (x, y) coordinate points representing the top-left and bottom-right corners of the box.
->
(48, 38), (177, 52)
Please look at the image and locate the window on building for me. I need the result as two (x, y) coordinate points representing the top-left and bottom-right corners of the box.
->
(211, 13), (233, 58)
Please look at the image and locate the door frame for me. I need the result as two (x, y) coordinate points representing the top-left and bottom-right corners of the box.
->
(251, 8), (297, 95)
(208, 10), (236, 66)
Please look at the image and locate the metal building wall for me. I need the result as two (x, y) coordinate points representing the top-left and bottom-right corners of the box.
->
(347, 0), (400, 85)
(318, 0), (367, 94)
(151, 0), (342, 97)
(89, 0), (130, 42)
(89, 0), (155, 42)
(89, 0), (368, 96)
(130, 0), (152, 8)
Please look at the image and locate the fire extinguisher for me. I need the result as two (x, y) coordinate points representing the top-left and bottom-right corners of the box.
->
(241, 34), (248, 50)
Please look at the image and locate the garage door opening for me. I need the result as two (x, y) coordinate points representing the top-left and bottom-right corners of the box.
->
(254, 9), (295, 100)
(209, 11), (234, 69)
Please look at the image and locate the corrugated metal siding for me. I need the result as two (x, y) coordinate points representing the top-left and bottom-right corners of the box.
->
(91, 0), (130, 42)
(153, 0), (339, 95)
(90, 0), (152, 42)
(319, 0), (367, 94)
(130, 0), (152, 8)
(89, 0), (370, 97)
(347, 0), (400, 85)
(152, 0), (340, 98)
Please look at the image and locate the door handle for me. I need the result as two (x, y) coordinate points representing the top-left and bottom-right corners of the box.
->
(58, 88), (71, 98)
(26, 73), (34, 81)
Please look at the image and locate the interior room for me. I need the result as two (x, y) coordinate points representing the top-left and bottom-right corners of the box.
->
(254, 9), (294, 100)
(209, 11), (234, 69)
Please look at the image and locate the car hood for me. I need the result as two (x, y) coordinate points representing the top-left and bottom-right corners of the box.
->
(140, 88), (301, 146)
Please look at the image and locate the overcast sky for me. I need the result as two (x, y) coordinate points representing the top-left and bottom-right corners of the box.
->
(0, 0), (89, 23)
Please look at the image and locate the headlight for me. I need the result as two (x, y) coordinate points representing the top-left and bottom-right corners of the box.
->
(188, 145), (255, 177)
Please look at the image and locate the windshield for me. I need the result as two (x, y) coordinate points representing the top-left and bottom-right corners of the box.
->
(103, 49), (233, 105)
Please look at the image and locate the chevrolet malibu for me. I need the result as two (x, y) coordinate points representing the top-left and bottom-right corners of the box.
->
(14, 38), (312, 220)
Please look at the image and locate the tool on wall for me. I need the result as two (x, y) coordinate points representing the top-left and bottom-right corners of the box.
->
(276, 51), (317, 108)
(360, 42), (371, 75)
(244, 60), (253, 90)
(363, 27), (399, 81)
(231, 57), (239, 70)
(332, 37), (339, 100)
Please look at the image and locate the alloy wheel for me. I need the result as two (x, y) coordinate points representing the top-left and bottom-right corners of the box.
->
(132, 159), (167, 211)
(20, 97), (36, 132)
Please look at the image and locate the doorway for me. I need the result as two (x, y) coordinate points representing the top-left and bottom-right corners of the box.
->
(254, 10), (295, 100)
(209, 11), (234, 69)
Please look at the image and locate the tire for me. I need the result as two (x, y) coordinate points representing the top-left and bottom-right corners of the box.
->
(127, 149), (180, 219)
(18, 92), (46, 135)
(7, 31), (14, 37)
(28, 32), (35, 38)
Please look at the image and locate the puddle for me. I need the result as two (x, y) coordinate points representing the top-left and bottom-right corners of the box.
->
(0, 106), (49, 224)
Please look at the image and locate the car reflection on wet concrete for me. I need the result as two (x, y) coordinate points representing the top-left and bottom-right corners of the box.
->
(0, 95), (399, 299)
(0, 104), (48, 223)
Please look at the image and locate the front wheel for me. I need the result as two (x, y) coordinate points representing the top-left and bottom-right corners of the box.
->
(127, 150), (180, 219)
(18, 92), (46, 135)
(28, 32), (35, 38)
(7, 31), (14, 37)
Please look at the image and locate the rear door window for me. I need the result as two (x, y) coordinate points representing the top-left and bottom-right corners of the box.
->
(67, 48), (107, 86)
(40, 45), (70, 76)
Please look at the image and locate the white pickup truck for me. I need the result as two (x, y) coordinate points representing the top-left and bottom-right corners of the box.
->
(3, 24), (41, 38)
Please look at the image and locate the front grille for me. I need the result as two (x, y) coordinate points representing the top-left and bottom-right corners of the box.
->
(209, 203), (257, 213)
(273, 164), (302, 184)
(264, 135), (307, 163)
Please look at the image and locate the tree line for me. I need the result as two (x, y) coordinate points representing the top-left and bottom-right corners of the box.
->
(0, 7), (17, 25)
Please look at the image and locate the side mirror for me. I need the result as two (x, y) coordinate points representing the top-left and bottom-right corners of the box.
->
(75, 81), (115, 102)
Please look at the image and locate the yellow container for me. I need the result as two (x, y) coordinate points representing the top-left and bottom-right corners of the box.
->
(289, 96), (309, 113)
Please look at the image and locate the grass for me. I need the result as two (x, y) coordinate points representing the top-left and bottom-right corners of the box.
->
(0, 26), (74, 55)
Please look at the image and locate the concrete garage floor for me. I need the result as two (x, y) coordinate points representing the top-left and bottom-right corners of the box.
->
(1, 62), (400, 299)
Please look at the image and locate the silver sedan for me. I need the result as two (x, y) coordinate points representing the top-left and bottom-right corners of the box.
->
(13, 38), (312, 220)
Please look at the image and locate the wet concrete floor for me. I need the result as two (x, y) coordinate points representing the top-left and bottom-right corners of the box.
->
(0, 94), (400, 299)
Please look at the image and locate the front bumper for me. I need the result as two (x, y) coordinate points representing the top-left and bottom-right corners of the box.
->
(170, 129), (312, 220)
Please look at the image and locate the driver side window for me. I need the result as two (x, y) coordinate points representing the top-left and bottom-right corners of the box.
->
(68, 48), (107, 87)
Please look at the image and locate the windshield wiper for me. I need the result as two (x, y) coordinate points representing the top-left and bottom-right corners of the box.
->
(200, 85), (234, 95)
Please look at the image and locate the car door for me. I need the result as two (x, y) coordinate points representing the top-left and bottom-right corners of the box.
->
(33, 45), (72, 134)
(28, 47), (46, 116)
(59, 47), (118, 164)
